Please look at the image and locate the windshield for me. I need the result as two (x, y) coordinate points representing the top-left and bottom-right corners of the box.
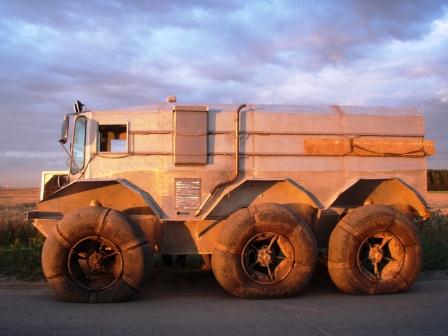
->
(70, 116), (87, 174)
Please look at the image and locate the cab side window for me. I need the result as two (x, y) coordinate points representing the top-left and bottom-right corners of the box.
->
(98, 125), (127, 152)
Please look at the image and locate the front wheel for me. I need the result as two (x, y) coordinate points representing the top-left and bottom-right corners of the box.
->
(42, 207), (153, 302)
(212, 204), (317, 299)
(328, 204), (422, 294)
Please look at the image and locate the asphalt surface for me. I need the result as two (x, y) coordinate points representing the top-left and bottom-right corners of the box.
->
(0, 271), (447, 336)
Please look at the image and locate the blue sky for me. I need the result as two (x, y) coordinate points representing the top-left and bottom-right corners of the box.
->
(0, 0), (447, 187)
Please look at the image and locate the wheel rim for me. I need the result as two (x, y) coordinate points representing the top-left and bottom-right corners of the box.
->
(68, 236), (123, 291)
(357, 231), (405, 281)
(241, 232), (294, 284)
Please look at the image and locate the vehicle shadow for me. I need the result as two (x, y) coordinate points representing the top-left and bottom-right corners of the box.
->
(141, 264), (341, 301)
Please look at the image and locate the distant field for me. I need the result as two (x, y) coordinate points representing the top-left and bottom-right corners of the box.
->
(0, 188), (39, 206)
(426, 192), (448, 214)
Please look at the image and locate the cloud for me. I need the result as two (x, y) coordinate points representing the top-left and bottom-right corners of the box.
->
(0, 0), (447, 186)
(0, 151), (63, 159)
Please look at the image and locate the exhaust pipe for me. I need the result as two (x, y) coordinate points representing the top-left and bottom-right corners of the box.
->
(195, 103), (247, 216)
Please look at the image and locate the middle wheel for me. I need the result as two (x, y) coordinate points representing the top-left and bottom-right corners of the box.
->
(212, 204), (317, 299)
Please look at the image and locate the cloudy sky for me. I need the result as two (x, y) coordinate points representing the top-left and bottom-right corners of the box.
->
(0, 0), (447, 187)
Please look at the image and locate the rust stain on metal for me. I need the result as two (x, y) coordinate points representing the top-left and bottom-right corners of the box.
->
(305, 136), (434, 157)
(304, 136), (352, 156)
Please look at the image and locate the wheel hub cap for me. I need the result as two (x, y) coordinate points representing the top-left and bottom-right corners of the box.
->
(87, 252), (103, 270)
(357, 232), (405, 281)
(257, 246), (273, 267)
(241, 232), (294, 285)
(368, 245), (384, 264)
(68, 236), (124, 291)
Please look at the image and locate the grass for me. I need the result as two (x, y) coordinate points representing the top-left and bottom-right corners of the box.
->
(0, 239), (44, 279)
(0, 204), (447, 280)
(421, 210), (448, 270)
(0, 204), (39, 246)
(0, 204), (44, 279)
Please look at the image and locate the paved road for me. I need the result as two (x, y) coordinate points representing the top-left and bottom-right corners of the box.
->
(0, 272), (447, 336)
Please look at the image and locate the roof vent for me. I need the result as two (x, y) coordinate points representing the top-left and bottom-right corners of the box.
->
(166, 95), (177, 103)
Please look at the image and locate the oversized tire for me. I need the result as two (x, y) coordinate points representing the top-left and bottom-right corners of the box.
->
(328, 204), (422, 295)
(212, 204), (317, 299)
(42, 207), (153, 302)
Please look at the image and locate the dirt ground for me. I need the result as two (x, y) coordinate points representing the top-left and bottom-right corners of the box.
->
(426, 192), (448, 214)
(0, 187), (39, 206)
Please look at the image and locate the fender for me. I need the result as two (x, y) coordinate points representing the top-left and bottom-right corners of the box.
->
(330, 178), (429, 219)
(28, 178), (163, 237)
(203, 178), (321, 220)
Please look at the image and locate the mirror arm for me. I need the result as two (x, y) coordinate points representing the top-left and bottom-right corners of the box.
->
(59, 142), (77, 170)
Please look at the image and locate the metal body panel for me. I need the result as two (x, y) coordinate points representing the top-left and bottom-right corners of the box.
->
(76, 104), (430, 222)
(174, 106), (208, 165)
(40, 170), (69, 200)
(36, 179), (161, 216)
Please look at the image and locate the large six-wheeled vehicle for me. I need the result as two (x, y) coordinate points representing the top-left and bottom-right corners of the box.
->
(27, 99), (435, 302)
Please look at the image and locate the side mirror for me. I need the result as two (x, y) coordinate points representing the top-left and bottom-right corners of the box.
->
(74, 100), (84, 114)
(59, 115), (69, 144)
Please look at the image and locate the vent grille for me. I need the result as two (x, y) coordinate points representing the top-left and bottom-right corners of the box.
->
(175, 178), (201, 210)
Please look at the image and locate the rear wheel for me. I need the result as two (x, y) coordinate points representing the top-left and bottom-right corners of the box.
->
(212, 204), (317, 298)
(42, 207), (152, 302)
(328, 204), (422, 294)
